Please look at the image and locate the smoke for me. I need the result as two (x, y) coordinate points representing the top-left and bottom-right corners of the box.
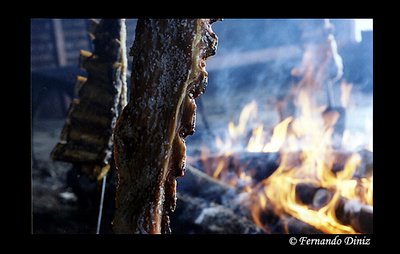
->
(197, 19), (306, 135)
(191, 19), (373, 153)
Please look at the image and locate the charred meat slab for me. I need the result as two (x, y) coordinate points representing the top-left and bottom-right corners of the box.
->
(51, 19), (127, 178)
(113, 19), (219, 234)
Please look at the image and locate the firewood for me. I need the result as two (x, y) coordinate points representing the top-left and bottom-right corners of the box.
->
(237, 152), (281, 181)
(295, 183), (332, 209)
(295, 183), (372, 233)
(335, 198), (373, 233)
(113, 19), (219, 234)
(354, 149), (373, 179)
(101, 161), (371, 234)
(195, 150), (372, 183)
(181, 165), (372, 233)
(171, 193), (263, 234)
(295, 183), (321, 205)
(178, 164), (237, 204)
(175, 175), (322, 234)
(193, 152), (280, 182)
(177, 166), (321, 234)
(294, 183), (372, 233)
(312, 188), (333, 209)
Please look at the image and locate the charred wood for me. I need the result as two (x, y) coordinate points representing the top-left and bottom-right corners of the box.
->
(180, 165), (372, 234)
(177, 165), (322, 234)
(335, 198), (373, 234)
(178, 164), (237, 204)
(295, 183), (373, 233)
(353, 149), (373, 179)
(194, 150), (372, 184)
(193, 152), (280, 182)
(295, 183), (332, 209)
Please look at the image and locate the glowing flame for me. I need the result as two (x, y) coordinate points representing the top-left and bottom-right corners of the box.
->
(247, 90), (372, 233)
(212, 159), (226, 179)
(247, 117), (293, 153)
(228, 100), (257, 140)
(199, 82), (372, 234)
(196, 23), (372, 234)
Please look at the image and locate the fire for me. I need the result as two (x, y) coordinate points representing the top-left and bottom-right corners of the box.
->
(212, 159), (226, 178)
(198, 82), (372, 234)
(228, 101), (258, 141)
(195, 20), (372, 233)
(250, 90), (359, 233)
(247, 117), (293, 153)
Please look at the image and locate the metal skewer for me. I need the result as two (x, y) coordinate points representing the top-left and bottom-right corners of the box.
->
(96, 174), (107, 234)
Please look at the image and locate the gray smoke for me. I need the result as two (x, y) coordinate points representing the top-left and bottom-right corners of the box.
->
(189, 19), (373, 154)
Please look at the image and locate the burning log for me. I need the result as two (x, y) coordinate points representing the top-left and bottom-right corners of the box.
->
(113, 19), (219, 234)
(294, 183), (372, 233)
(190, 148), (372, 234)
(176, 165), (371, 234)
(178, 165), (237, 204)
(354, 149), (373, 179)
(335, 198), (373, 234)
(195, 150), (372, 183)
(237, 152), (281, 181)
(194, 152), (280, 182)
(295, 183), (332, 209)
(171, 193), (263, 234)
(178, 166), (324, 234)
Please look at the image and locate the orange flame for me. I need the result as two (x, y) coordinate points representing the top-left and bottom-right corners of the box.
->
(198, 83), (372, 234)
(195, 25), (372, 233)
(246, 91), (370, 233)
